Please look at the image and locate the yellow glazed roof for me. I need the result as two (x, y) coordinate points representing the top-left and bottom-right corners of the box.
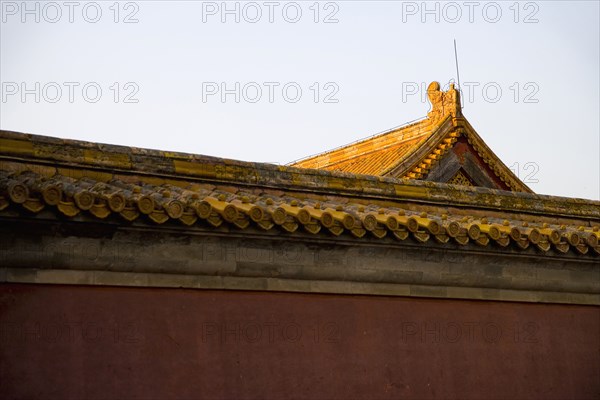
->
(291, 118), (432, 175)
(291, 82), (532, 193)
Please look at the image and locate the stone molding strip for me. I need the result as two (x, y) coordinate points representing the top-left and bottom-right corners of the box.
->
(1, 268), (598, 306)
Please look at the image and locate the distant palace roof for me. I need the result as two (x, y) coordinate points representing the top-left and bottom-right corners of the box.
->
(291, 82), (532, 193)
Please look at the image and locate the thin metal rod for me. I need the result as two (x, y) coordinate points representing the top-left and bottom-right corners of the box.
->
(454, 39), (461, 89)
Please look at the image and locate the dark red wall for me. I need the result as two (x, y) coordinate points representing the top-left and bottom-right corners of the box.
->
(1, 283), (598, 399)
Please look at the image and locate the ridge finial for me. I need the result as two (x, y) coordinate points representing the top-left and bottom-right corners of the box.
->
(427, 81), (461, 122)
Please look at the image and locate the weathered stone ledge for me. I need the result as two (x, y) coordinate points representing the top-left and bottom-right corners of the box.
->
(1, 268), (598, 306)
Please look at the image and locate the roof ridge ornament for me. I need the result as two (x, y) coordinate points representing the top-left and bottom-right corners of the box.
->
(427, 81), (462, 123)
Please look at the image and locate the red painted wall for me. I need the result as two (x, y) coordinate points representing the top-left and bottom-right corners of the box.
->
(1, 283), (598, 399)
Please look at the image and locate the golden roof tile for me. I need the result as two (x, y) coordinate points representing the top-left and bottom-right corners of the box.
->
(0, 169), (598, 257)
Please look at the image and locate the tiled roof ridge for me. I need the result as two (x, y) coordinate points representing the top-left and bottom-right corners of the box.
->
(1, 129), (598, 218)
(1, 170), (598, 258)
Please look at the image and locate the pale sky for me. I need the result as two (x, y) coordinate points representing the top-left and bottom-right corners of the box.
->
(1, 0), (599, 200)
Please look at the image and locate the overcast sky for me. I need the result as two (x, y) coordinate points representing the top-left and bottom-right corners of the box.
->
(1, 1), (598, 200)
